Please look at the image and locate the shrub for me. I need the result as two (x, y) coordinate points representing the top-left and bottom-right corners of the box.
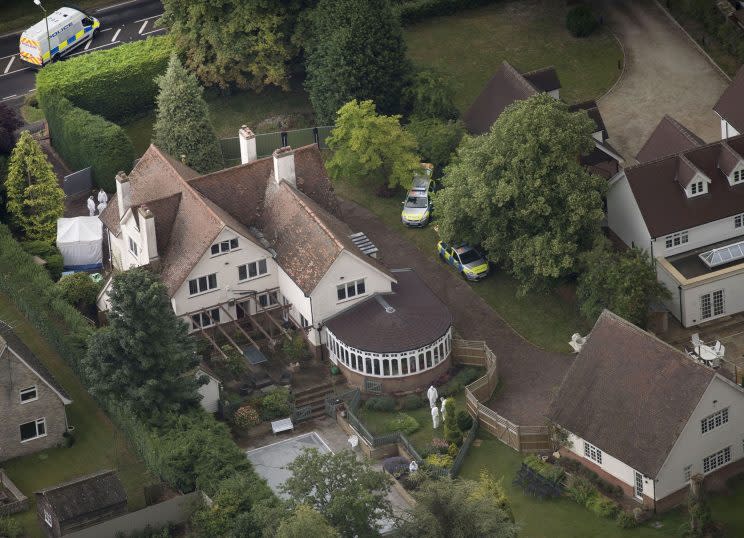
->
(425, 453), (454, 469)
(404, 70), (458, 120)
(261, 388), (292, 421)
(456, 410), (473, 432)
(406, 117), (465, 171)
(0, 516), (23, 538)
(365, 396), (396, 412)
(566, 5), (598, 37)
(37, 36), (173, 122)
(566, 475), (596, 506)
(447, 443), (459, 458)
(523, 455), (565, 484)
(428, 437), (450, 455)
(282, 333), (307, 361)
(387, 413), (420, 435)
(43, 96), (135, 191)
(587, 495), (619, 519)
(401, 393), (425, 410)
(394, 0), (500, 25)
(615, 510), (637, 529)
(454, 367), (482, 386)
(233, 405), (261, 429)
(20, 240), (64, 281)
(217, 344), (247, 379)
(56, 272), (100, 311)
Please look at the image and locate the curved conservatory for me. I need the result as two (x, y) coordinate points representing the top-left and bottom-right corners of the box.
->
(324, 269), (453, 393)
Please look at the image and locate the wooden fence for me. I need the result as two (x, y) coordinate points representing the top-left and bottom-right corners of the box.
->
(453, 339), (551, 453)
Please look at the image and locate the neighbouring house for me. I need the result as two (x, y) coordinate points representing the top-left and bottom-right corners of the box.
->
(0, 322), (71, 462)
(97, 130), (454, 393)
(547, 310), (744, 512)
(714, 65), (744, 140)
(606, 122), (744, 327)
(196, 365), (221, 414)
(463, 60), (623, 178)
(36, 469), (127, 537)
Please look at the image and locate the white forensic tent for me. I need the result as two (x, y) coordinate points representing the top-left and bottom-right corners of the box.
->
(56, 217), (103, 270)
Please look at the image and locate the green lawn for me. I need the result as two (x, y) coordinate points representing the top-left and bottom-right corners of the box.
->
(333, 181), (589, 352)
(0, 0), (115, 35)
(404, 0), (623, 111)
(0, 295), (152, 537)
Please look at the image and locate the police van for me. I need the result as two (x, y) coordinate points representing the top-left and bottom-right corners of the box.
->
(19, 7), (100, 67)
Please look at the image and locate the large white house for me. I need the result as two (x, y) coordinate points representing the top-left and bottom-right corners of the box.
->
(547, 310), (744, 511)
(606, 114), (744, 327)
(714, 65), (743, 140)
(97, 129), (453, 393)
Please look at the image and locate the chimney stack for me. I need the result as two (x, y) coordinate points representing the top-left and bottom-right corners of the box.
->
(116, 171), (131, 217)
(138, 205), (159, 265)
(272, 146), (296, 187)
(239, 125), (257, 164)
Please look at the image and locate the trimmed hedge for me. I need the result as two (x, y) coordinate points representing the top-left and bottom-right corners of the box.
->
(393, 0), (502, 25)
(37, 36), (173, 122)
(44, 96), (135, 191)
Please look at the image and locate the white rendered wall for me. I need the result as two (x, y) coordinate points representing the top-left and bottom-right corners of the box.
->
(606, 174), (652, 250)
(679, 269), (744, 326)
(197, 370), (220, 413)
(721, 118), (741, 140)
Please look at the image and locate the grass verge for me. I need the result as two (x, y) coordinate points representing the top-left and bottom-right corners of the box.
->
(0, 294), (151, 538)
(0, 0), (115, 35)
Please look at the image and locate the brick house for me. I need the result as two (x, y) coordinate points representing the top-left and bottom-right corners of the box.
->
(0, 323), (71, 462)
(547, 310), (744, 511)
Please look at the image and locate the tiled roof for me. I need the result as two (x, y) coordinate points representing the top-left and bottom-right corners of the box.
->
(522, 66), (561, 93)
(622, 134), (744, 237)
(569, 100), (608, 140)
(714, 65), (744, 133)
(37, 470), (126, 523)
(546, 310), (715, 478)
(636, 115), (704, 163)
(0, 322), (71, 404)
(98, 201), (120, 236)
(325, 269), (452, 352)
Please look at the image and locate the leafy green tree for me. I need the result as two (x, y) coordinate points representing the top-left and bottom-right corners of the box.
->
(56, 272), (100, 312)
(81, 268), (202, 421)
(276, 505), (340, 538)
(397, 477), (517, 538)
(305, 0), (409, 123)
(404, 70), (458, 120)
(281, 449), (392, 537)
(577, 238), (670, 328)
(406, 118), (464, 172)
(326, 100), (420, 193)
(436, 93), (605, 292)
(160, 0), (311, 91)
(153, 55), (223, 173)
(4, 131), (64, 242)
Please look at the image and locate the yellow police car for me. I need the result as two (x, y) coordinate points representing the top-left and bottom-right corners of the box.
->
(436, 241), (490, 280)
(401, 163), (434, 227)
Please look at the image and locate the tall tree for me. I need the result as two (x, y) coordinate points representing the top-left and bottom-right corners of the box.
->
(577, 238), (670, 328)
(0, 102), (23, 155)
(81, 268), (202, 421)
(397, 476), (517, 538)
(406, 118), (464, 172)
(276, 505), (340, 538)
(153, 55), (223, 173)
(281, 449), (392, 537)
(4, 131), (64, 242)
(305, 0), (409, 123)
(436, 93), (606, 292)
(326, 99), (420, 193)
(160, 0), (311, 91)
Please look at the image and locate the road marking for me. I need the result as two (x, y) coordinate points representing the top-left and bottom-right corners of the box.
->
(134, 14), (162, 24)
(0, 67), (30, 79)
(0, 52), (18, 60)
(2, 95), (17, 101)
(4, 55), (15, 74)
(69, 42), (119, 57)
(142, 28), (166, 36)
(138, 21), (149, 34)
(111, 28), (122, 42)
(84, 39), (92, 51)
(101, 28), (112, 33)
(95, 0), (141, 12)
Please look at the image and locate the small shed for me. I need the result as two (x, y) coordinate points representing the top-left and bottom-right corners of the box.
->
(56, 217), (103, 271)
(196, 365), (221, 414)
(36, 469), (127, 537)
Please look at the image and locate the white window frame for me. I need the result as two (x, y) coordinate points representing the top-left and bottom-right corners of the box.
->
(702, 446), (731, 474)
(210, 238), (239, 256)
(128, 236), (139, 257)
(188, 273), (218, 296)
(634, 471), (643, 499)
(20, 417), (46, 442)
(690, 181), (705, 195)
(665, 231), (688, 249)
(734, 169), (743, 184)
(191, 309), (221, 330)
(701, 407), (729, 434)
(683, 465), (692, 482)
(257, 291), (279, 310)
(336, 279), (367, 302)
(701, 290), (725, 320)
(584, 441), (603, 465)
(735, 213), (744, 228)
(238, 259), (268, 282)
(44, 509), (53, 527)
(19, 386), (38, 404)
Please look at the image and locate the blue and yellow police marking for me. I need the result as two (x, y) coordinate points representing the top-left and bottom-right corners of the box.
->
(30, 20), (99, 64)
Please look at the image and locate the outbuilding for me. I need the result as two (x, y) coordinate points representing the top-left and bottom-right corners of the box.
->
(56, 217), (103, 271)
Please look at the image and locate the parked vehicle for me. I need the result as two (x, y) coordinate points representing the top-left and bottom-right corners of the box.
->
(19, 7), (100, 67)
(436, 241), (490, 280)
(401, 163), (435, 227)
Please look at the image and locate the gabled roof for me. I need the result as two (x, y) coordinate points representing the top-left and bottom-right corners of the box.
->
(522, 66), (561, 93)
(714, 65), (744, 133)
(0, 322), (71, 405)
(546, 310), (715, 478)
(622, 134), (744, 237)
(636, 115), (705, 164)
(569, 100), (608, 140)
(36, 470), (126, 523)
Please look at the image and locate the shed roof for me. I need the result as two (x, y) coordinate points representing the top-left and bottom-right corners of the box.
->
(36, 470), (126, 523)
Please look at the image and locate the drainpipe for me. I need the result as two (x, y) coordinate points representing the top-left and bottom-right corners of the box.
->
(650, 239), (655, 268)
(678, 285), (684, 325)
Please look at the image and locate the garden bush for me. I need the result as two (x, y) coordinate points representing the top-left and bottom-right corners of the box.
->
(216, 344), (247, 379)
(425, 453), (454, 469)
(394, 0), (502, 25)
(387, 413), (420, 435)
(43, 96), (135, 192)
(234, 405), (261, 429)
(615, 510), (637, 529)
(566, 475), (596, 505)
(0, 516), (23, 538)
(400, 393), (425, 410)
(56, 272), (100, 312)
(261, 388), (292, 421)
(587, 495), (619, 519)
(365, 395), (397, 412)
(37, 36), (173, 122)
(20, 239), (63, 281)
(523, 455), (565, 484)
(566, 5), (599, 37)
(456, 410), (473, 432)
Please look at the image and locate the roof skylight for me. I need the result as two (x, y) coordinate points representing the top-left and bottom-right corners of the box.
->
(699, 240), (744, 268)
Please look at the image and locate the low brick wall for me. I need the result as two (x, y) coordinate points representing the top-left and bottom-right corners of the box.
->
(0, 469), (29, 516)
(337, 354), (452, 395)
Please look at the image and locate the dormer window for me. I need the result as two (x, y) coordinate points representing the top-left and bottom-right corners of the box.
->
(689, 181), (705, 196)
(734, 169), (743, 184)
(211, 238), (239, 256)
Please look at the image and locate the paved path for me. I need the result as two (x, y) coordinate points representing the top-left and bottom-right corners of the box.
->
(339, 199), (570, 426)
(598, 0), (728, 162)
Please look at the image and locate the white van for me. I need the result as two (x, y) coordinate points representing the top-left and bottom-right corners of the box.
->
(19, 7), (100, 67)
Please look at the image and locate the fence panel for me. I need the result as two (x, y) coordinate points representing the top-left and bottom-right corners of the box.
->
(451, 421), (479, 477)
(363, 377), (383, 394)
(292, 404), (313, 422)
(255, 131), (284, 157)
(220, 137), (241, 167)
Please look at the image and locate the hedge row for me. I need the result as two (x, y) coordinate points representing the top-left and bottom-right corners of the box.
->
(393, 0), (502, 25)
(668, 0), (744, 65)
(44, 96), (135, 192)
(37, 36), (173, 122)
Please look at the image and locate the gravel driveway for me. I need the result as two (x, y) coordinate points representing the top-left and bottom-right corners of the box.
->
(339, 199), (571, 426)
(598, 0), (729, 162)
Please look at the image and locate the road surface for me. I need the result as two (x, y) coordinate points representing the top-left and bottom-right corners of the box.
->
(0, 0), (164, 103)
